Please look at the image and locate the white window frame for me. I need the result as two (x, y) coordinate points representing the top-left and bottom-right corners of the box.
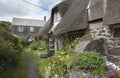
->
(18, 26), (24, 32)
(30, 27), (34, 32)
(54, 12), (61, 23)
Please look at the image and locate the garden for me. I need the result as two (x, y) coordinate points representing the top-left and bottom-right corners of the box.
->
(0, 22), (27, 78)
(27, 35), (120, 78)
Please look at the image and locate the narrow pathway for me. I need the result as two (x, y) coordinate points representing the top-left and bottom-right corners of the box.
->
(25, 52), (42, 78)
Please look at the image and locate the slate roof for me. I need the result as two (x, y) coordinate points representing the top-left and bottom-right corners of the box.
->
(12, 18), (45, 27)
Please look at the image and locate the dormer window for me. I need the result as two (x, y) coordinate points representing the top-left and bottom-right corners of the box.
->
(49, 11), (61, 33)
(54, 12), (61, 23)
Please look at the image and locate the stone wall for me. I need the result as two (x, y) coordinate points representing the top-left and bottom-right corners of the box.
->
(68, 70), (99, 78)
(89, 21), (120, 55)
(12, 25), (41, 38)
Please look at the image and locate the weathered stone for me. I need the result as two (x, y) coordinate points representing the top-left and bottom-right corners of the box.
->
(111, 38), (117, 41)
(0, 66), (4, 72)
(117, 42), (120, 46)
(99, 30), (105, 33)
(108, 48), (120, 55)
(84, 38), (108, 55)
(38, 48), (45, 51)
(98, 33), (102, 36)
(74, 41), (90, 53)
(102, 30), (106, 33)
(106, 34), (111, 37)
(118, 38), (120, 40)
(107, 55), (120, 66)
(107, 31), (110, 33)
(69, 69), (102, 78)
(39, 54), (48, 58)
(103, 34), (107, 36)
(107, 42), (113, 45)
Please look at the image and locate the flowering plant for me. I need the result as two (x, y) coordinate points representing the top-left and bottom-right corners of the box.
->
(104, 61), (120, 78)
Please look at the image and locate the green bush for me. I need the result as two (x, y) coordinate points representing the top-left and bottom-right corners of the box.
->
(76, 52), (105, 70)
(19, 36), (29, 46)
(0, 21), (11, 31)
(75, 52), (107, 76)
(31, 41), (41, 50)
(0, 29), (19, 45)
(0, 37), (22, 71)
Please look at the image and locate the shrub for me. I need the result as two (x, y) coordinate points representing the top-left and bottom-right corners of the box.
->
(0, 37), (22, 72)
(19, 36), (29, 46)
(75, 52), (113, 77)
(0, 21), (11, 31)
(0, 29), (19, 45)
(75, 52), (105, 70)
(31, 41), (41, 50)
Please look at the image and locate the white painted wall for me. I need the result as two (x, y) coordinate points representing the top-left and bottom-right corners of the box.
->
(54, 38), (63, 51)
(49, 12), (61, 33)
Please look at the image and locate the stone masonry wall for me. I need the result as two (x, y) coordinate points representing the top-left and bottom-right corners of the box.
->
(89, 21), (120, 55)
(12, 26), (41, 38)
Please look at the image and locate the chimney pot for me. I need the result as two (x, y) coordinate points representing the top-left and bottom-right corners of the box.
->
(44, 16), (46, 22)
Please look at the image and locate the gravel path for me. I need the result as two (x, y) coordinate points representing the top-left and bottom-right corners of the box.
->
(25, 52), (42, 78)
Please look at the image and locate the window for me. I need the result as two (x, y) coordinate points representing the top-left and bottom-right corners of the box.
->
(69, 30), (85, 41)
(18, 26), (23, 32)
(54, 12), (61, 23)
(113, 28), (120, 37)
(30, 27), (34, 32)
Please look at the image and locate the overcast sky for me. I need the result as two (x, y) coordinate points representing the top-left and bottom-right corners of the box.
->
(0, 0), (62, 22)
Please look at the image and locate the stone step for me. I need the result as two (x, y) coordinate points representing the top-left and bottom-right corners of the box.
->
(107, 55), (120, 66)
(108, 48), (120, 55)
(39, 54), (48, 58)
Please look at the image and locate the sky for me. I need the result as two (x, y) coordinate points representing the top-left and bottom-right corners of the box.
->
(0, 0), (62, 22)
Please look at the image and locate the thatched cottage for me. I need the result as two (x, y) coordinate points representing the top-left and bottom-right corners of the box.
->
(40, 0), (120, 56)
(12, 18), (45, 41)
(40, 0), (73, 52)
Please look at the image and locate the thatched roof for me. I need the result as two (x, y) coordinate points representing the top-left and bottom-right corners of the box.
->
(39, 19), (51, 37)
(88, 0), (104, 21)
(51, 0), (73, 25)
(54, 0), (89, 34)
(39, 0), (72, 38)
(104, 0), (120, 25)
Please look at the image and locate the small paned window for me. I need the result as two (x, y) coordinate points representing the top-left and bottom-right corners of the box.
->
(30, 27), (34, 32)
(113, 28), (120, 37)
(18, 26), (24, 32)
(54, 12), (61, 22)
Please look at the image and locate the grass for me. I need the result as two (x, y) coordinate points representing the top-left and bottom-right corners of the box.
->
(25, 44), (50, 78)
(0, 52), (27, 78)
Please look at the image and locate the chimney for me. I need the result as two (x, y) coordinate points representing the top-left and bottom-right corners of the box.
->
(44, 16), (46, 22)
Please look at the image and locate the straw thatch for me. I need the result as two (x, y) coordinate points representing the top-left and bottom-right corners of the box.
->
(51, 0), (73, 25)
(104, 0), (120, 25)
(39, 0), (72, 38)
(88, 0), (104, 21)
(39, 19), (51, 38)
(54, 0), (89, 35)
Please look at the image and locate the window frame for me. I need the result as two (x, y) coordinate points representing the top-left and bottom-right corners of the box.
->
(54, 11), (61, 23)
(113, 27), (120, 37)
(30, 27), (34, 32)
(18, 26), (24, 32)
